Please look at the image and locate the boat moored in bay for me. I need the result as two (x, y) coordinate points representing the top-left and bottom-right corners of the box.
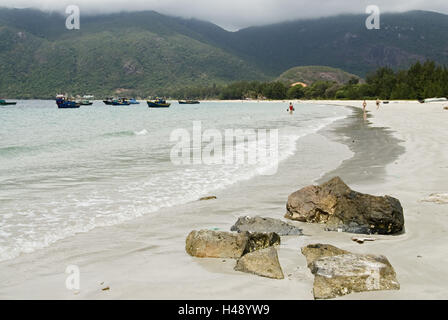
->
(112, 97), (131, 105)
(103, 97), (114, 105)
(56, 95), (81, 108)
(147, 98), (171, 108)
(79, 95), (94, 105)
(0, 99), (17, 105)
(178, 100), (200, 104)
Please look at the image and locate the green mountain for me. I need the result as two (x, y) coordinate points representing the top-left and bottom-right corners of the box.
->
(1, 9), (448, 98)
(226, 11), (448, 77)
(0, 9), (267, 98)
(277, 66), (361, 86)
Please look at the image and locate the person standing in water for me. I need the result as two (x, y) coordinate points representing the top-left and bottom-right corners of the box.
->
(363, 100), (367, 111)
(288, 102), (295, 115)
(376, 98), (381, 110)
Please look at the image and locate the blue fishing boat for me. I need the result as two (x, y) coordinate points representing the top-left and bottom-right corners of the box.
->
(0, 99), (16, 105)
(103, 97), (114, 105)
(56, 95), (80, 108)
(112, 98), (131, 106)
(147, 98), (171, 108)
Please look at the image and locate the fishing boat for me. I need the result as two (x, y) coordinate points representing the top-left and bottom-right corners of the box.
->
(424, 97), (448, 103)
(56, 95), (80, 108)
(0, 99), (16, 105)
(178, 100), (200, 104)
(147, 98), (171, 108)
(112, 98), (131, 106)
(103, 97), (114, 105)
(79, 95), (94, 105)
(129, 98), (140, 105)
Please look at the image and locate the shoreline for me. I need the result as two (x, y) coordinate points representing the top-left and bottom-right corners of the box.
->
(1, 100), (447, 299)
(317, 106), (405, 185)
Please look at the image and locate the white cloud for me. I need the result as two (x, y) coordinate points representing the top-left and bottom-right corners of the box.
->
(2, 0), (448, 30)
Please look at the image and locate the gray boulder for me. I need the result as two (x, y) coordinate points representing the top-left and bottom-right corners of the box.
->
(285, 177), (404, 235)
(235, 247), (284, 279)
(309, 252), (400, 299)
(231, 216), (303, 236)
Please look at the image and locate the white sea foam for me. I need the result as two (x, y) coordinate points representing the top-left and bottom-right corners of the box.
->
(135, 129), (148, 136)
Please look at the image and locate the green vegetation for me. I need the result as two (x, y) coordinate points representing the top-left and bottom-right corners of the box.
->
(164, 61), (448, 101)
(336, 60), (448, 100)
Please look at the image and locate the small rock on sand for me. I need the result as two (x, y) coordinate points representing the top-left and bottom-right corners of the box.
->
(199, 196), (217, 201)
(235, 247), (284, 279)
(351, 236), (376, 244)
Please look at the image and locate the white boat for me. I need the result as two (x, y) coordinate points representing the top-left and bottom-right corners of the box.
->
(424, 97), (448, 103)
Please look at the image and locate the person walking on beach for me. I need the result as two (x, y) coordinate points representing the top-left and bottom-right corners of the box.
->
(376, 98), (381, 110)
(288, 102), (295, 115)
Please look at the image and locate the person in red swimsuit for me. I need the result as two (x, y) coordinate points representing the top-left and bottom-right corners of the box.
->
(288, 102), (295, 115)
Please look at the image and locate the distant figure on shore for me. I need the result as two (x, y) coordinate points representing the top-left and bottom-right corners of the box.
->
(376, 99), (381, 110)
(363, 100), (367, 111)
(288, 102), (295, 115)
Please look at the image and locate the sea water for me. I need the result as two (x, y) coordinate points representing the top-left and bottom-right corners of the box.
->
(0, 100), (351, 261)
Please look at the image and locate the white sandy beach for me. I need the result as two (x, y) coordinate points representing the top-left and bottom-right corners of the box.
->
(0, 100), (447, 299)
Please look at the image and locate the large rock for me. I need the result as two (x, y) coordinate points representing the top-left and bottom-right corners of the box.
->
(235, 247), (284, 279)
(185, 230), (280, 258)
(301, 244), (349, 266)
(285, 177), (404, 234)
(309, 253), (400, 299)
(231, 216), (303, 236)
(186, 230), (247, 258)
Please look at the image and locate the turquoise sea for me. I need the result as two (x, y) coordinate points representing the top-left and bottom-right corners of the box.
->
(0, 100), (351, 261)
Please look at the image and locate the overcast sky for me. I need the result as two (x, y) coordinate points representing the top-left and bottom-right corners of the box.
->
(3, 0), (448, 30)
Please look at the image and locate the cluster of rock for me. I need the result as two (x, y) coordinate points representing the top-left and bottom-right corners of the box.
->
(285, 177), (405, 235)
(186, 229), (280, 259)
(301, 244), (400, 299)
(186, 229), (285, 279)
(185, 177), (405, 299)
